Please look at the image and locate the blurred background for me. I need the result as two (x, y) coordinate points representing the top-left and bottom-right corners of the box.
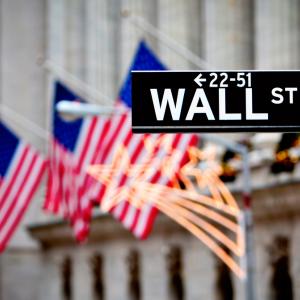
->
(1, 0), (300, 299)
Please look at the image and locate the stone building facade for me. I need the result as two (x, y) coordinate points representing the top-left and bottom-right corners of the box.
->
(1, 0), (300, 299)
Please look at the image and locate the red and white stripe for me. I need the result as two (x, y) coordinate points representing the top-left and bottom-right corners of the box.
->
(0, 142), (46, 252)
(44, 115), (112, 240)
(45, 99), (198, 241)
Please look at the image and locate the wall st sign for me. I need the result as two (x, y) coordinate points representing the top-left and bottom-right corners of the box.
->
(132, 71), (300, 133)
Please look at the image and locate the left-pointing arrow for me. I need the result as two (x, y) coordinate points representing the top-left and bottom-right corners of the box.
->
(194, 73), (206, 87)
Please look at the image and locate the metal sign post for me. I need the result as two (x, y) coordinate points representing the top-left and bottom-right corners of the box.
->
(201, 134), (255, 300)
(241, 149), (256, 300)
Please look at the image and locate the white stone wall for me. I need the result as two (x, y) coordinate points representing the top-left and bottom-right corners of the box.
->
(255, 0), (300, 69)
(2, 0), (300, 300)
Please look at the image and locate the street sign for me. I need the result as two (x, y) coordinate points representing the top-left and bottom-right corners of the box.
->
(132, 71), (300, 133)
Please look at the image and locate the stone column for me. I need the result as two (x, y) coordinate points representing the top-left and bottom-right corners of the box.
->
(73, 250), (93, 300)
(291, 218), (300, 300)
(85, 0), (119, 101)
(142, 238), (169, 300)
(0, 0), (48, 251)
(2, 0), (47, 148)
(157, 0), (203, 69)
(119, 0), (158, 83)
(204, 0), (254, 69)
(104, 244), (128, 300)
(65, 0), (86, 79)
(255, 0), (300, 69)
(85, 0), (98, 88)
(37, 252), (62, 300)
(48, 0), (66, 68)
(204, 0), (255, 142)
(183, 236), (215, 300)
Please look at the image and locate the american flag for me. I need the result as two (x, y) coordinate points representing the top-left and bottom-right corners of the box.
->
(44, 41), (198, 241)
(44, 81), (110, 241)
(0, 121), (46, 251)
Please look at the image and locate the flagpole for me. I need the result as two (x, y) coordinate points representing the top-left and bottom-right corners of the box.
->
(40, 59), (112, 106)
(0, 103), (49, 141)
(121, 10), (213, 70)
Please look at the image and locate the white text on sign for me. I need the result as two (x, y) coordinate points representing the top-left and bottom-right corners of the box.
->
(150, 88), (269, 121)
(132, 71), (300, 133)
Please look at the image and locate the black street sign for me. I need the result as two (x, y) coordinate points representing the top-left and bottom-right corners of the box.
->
(131, 71), (300, 133)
